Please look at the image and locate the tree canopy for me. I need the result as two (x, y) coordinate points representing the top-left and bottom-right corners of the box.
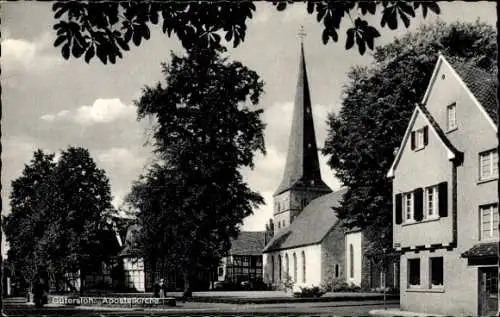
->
(51, 1), (441, 64)
(4, 147), (115, 292)
(127, 47), (265, 296)
(322, 20), (497, 252)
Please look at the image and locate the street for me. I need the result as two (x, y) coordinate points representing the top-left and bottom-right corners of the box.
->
(4, 299), (399, 316)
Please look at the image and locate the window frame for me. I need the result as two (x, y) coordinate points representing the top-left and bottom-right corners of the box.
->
(424, 185), (439, 219)
(429, 257), (444, 289)
(479, 204), (499, 241)
(407, 258), (421, 288)
(403, 192), (414, 223)
(479, 149), (499, 181)
(446, 103), (457, 132)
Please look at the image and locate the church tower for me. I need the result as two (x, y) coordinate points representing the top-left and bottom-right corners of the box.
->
(273, 39), (332, 235)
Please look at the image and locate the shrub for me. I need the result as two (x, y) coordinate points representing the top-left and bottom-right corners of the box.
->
(293, 286), (325, 298)
(321, 277), (361, 292)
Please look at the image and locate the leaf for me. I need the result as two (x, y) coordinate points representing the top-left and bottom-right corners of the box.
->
(322, 28), (329, 45)
(142, 24), (151, 40)
(96, 47), (108, 64)
(71, 41), (85, 58)
(275, 2), (287, 11)
(54, 36), (65, 47)
(345, 28), (355, 50)
(133, 29), (142, 46)
(306, 1), (315, 14)
(356, 34), (366, 55)
(62, 43), (70, 60)
(84, 46), (95, 63)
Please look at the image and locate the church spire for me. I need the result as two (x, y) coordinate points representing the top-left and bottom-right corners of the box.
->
(274, 34), (331, 196)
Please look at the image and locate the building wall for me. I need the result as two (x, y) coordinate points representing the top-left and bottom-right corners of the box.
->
(263, 244), (322, 288)
(343, 231), (362, 286)
(393, 59), (498, 316)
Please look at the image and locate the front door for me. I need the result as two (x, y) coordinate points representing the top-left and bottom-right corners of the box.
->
(478, 266), (498, 317)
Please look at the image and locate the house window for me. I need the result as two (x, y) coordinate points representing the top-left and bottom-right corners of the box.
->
(349, 244), (354, 278)
(403, 192), (414, 222)
(479, 150), (498, 180)
(430, 257), (444, 288)
(411, 126), (428, 151)
(278, 222), (281, 229)
(408, 258), (420, 287)
(425, 185), (439, 218)
(447, 103), (457, 131)
(301, 251), (306, 283)
(480, 204), (499, 240)
(282, 220), (286, 227)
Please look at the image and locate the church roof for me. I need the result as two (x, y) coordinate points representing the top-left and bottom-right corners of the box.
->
(274, 43), (332, 196)
(263, 188), (347, 252)
(229, 231), (267, 256)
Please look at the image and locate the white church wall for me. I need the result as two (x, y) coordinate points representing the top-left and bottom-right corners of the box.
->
(345, 231), (363, 286)
(263, 244), (322, 289)
(320, 225), (346, 283)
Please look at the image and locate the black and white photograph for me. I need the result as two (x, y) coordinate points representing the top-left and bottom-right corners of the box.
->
(0, 1), (498, 316)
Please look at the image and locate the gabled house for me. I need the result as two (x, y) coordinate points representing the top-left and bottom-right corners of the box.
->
(388, 54), (497, 316)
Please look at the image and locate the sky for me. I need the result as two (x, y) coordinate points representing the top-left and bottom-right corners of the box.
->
(1, 2), (496, 255)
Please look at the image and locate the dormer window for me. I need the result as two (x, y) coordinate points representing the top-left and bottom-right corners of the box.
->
(411, 126), (428, 151)
(447, 103), (457, 131)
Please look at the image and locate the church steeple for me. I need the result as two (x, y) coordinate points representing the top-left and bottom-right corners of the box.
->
(274, 40), (331, 197)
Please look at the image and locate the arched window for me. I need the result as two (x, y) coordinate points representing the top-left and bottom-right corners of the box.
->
(271, 255), (275, 283)
(335, 264), (339, 278)
(349, 244), (354, 278)
(285, 254), (289, 278)
(293, 253), (297, 282)
(278, 255), (282, 281)
(301, 251), (306, 283)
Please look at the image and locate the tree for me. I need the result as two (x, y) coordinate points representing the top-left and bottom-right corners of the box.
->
(50, 1), (441, 64)
(4, 150), (57, 287)
(50, 146), (114, 293)
(4, 147), (115, 294)
(128, 47), (265, 297)
(322, 21), (497, 252)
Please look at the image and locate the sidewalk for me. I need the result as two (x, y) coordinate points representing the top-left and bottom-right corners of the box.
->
(369, 308), (445, 317)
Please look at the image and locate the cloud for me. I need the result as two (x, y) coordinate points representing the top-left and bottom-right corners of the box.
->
(1, 32), (61, 72)
(40, 98), (136, 126)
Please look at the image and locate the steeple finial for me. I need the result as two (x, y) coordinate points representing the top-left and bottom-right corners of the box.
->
(298, 25), (307, 42)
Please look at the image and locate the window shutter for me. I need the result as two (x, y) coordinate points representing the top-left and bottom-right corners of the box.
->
(410, 131), (416, 150)
(438, 182), (448, 217)
(423, 126), (429, 146)
(413, 188), (424, 221)
(395, 194), (402, 225)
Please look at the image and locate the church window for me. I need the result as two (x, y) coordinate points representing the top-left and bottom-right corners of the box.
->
(349, 244), (354, 278)
(271, 255), (275, 283)
(293, 253), (297, 282)
(301, 251), (306, 283)
(285, 254), (289, 278)
(278, 222), (281, 229)
(278, 255), (282, 281)
(335, 264), (339, 278)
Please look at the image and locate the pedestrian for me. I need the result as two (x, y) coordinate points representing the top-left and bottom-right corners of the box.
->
(32, 276), (44, 308)
(160, 278), (168, 298)
(153, 279), (161, 298)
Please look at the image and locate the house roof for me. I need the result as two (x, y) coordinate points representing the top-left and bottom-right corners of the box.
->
(461, 242), (498, 259)
(450, 60), (497, 125)
(229, 231), (267, 256)
(263, 188), (347, 253)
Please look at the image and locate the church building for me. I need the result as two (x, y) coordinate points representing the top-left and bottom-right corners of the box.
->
(262, 42), (353, 289)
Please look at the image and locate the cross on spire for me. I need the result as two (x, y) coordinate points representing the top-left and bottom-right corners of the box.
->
(298, 25), (306, 42)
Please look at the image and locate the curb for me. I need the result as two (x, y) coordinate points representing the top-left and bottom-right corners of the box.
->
(186, 294), (400, 304)
(369, 309), (446, 317)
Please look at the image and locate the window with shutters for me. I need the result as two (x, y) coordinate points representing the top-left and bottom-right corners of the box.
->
(480, 204), (499, 241)
(424, 185), (439, 219)
(403, 192), (414, 223)
(479, 149), (498, 180)
(408, 258), (421, 287)
(411, 126), (428, 151)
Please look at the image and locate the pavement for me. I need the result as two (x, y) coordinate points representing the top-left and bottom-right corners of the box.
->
(369, 308), (445, 317)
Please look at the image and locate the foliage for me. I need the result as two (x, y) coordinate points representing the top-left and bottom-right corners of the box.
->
(51, 1), (440, 64)
(4, 147), (115, 291)
(127, 47), (265, 297)
(281, 274), (294, 291)
(322, 21), (497, 253)
(293, 286), (325, 298)
(321, 277), (361, 292)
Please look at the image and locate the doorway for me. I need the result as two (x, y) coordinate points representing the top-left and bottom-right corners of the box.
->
(478, 266), (498, 316)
